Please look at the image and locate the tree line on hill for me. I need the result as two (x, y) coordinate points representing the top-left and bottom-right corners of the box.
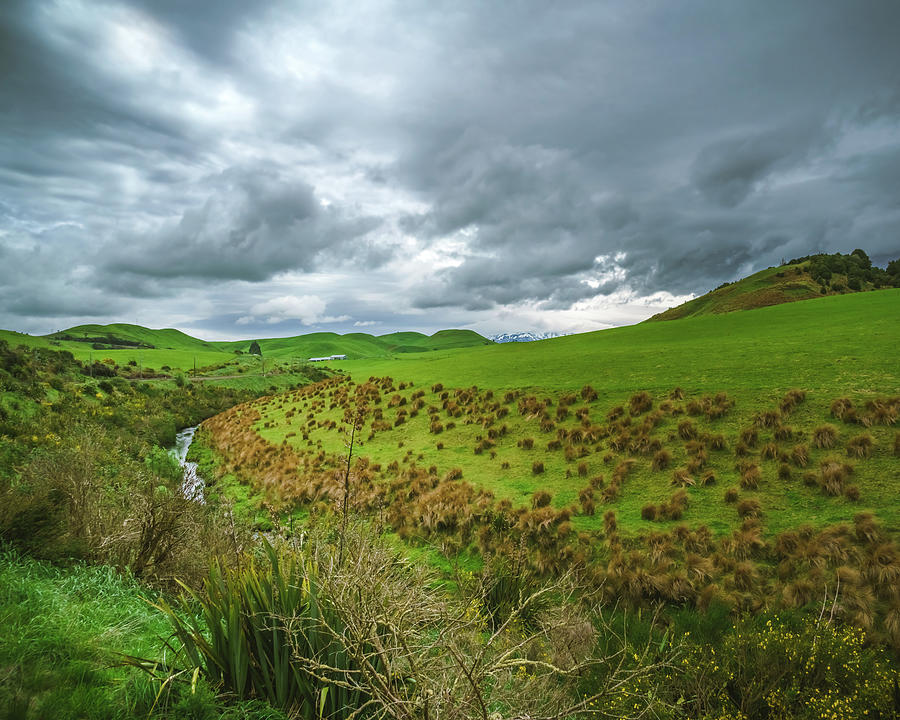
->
(786, 249), (900, 291)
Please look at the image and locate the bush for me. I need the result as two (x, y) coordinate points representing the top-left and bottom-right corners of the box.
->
(673, 615), (899, 719)
(151, 541), (374, 714)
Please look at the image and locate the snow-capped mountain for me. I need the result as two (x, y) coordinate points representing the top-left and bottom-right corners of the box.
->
(489, 331), (569, 343)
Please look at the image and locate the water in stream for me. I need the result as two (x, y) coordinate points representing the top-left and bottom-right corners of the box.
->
(171, 426), (205, 502)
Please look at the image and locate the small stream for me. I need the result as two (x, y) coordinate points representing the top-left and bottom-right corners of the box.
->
(171, 426), (205, 503)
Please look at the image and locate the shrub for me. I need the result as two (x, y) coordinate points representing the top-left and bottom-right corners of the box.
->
(812, 424), (838, 449)
(152, 541), (373, 713)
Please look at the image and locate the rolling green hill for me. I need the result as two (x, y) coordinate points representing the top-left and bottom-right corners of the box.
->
(211, 328), (492, 359)
(0, 324), (491, 372)
(197, 287), (900, 591)
(649, 251), (899, 322)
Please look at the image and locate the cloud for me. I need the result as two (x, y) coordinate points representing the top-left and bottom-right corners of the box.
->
(2, 0), (899, 337)
(691, 122), (825, 207)
(104, 166), (383, 282)
(243, 294), (350, 325)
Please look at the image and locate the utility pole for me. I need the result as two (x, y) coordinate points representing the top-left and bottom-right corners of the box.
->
(89, 351), (93, 378)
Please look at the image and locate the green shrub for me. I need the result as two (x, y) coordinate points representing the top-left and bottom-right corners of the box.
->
(673, 615), (899, 719)
(152, 541), (376, 717)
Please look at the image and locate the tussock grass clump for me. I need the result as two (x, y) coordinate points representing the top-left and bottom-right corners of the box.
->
(830, 397), (853, 420)
(670, 387), (684, 400)
(581, 384), (598, 402)
(812, 424), (839, 449)
(671, 467), (695, 487)
(532, 461), (545, 475)
(700, 470), (716, 486)
(774, 424), (794, 441)
(737, 498), (762, 518)
(818, 458), (853, 495)
(790, 444), (809, 468)
(778, 463), (792, 480)
(641, 503), (658, 521)
(844, 485), (861, 501)
(651, 448), (672, 471)
(724, 487), (739, 503)
(894, 431), (900, 456)
(755, 410), (780, 428)
(708, 433), (726, 451)
(444, 467), (463, 481)
(629, 391), (653, 415)
(761, 442), (778, 460)
(739, 464), (761, 490)
(846, 433), (874, 459)
(779, 388), (807, 414)
(531, 489), (552, 509)
(677, 419), (697, 441)
(518, 437), (534, 450)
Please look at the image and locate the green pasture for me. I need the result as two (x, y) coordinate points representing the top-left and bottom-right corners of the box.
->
(248, 289), (900, 538)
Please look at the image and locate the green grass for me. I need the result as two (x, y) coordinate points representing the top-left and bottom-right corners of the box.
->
(0, 545), (168, 719)
(648, 260), (889, 321)
(0, 324), (491, 375)
(233, 290), (899, 539)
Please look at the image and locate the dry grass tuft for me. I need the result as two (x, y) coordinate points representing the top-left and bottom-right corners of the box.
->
(651, 449), (672, 471)
(846, 433), (874, 459)
(812, 424), (839, 449)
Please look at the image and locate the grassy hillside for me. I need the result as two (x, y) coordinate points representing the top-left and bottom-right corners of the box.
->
(211, 328), (492, 359)
(193, 288), (900, 652)
(649, 252), (898, 321)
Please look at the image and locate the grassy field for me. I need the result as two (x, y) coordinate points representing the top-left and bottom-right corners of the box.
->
(196, 289), (900, 540)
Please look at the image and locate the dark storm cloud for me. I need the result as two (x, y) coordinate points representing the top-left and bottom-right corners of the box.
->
(105, 166), (383, 283)
(3, 0), (900, 336)
(691, 122), (826, 208)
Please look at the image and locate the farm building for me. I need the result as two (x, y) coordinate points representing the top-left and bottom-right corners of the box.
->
(308, 354), (347, 362)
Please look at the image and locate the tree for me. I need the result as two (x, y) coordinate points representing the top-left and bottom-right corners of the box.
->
(248, 340), (261, 355)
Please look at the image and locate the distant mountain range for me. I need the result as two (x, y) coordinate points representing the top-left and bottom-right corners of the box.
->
(489, 331), (569, 343)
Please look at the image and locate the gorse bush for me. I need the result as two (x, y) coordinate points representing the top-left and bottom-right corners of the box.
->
(672, 614), (900, 719)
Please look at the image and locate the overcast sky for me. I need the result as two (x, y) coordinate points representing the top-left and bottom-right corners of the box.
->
(2, 1), (899, 340)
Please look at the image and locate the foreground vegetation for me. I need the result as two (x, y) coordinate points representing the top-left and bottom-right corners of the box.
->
(2, 281), (899, 718)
